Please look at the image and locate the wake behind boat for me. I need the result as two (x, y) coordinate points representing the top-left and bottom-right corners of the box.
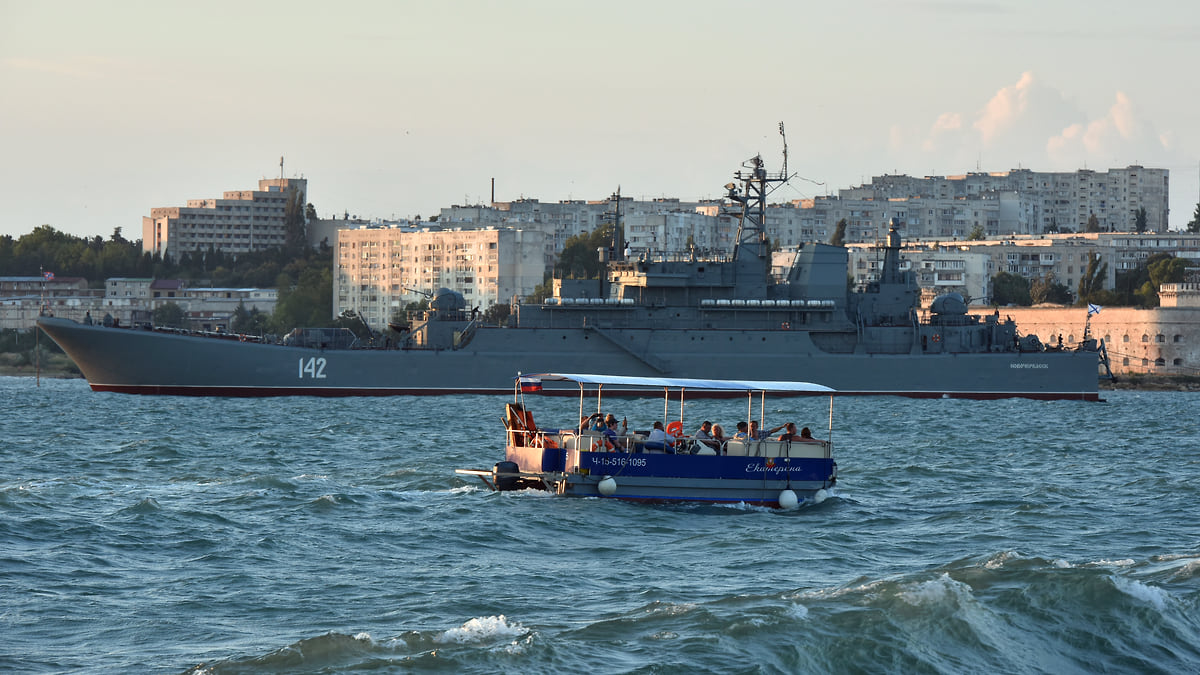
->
(455, 373), (839, 508)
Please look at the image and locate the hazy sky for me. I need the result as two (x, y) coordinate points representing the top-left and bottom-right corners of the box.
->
(2, 0), (1199, 242)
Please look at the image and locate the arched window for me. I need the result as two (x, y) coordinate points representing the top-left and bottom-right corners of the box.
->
(1123, 335), (1130, 343)
(1122, 357), (1130, 366)
(1141, 334), (1150, 343)
(1174, 335), (1183, 343)
(1174, 358), (1183, 366)
(1156, 334), (1165, 343)
(1155, 357), (1165, 367)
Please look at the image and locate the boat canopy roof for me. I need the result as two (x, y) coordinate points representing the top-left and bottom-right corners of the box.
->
(519, 373), (834, 393)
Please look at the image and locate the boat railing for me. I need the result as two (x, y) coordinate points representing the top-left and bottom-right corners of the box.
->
(726, 438), (830, 459)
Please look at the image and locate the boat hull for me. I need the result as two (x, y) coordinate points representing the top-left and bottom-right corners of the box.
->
(37, 317), (1101, 400)
(504, 445), (837, 507)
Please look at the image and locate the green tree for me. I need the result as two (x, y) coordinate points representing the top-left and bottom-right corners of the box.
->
(231, 301), (269, 335)
(1030, 272), (1072, 304)
(1085, 213), (1101, 233)
(991, 271), (1031, 306)
(269, 265), (333, 333)
(481, 301), (512, 325)
(829, 219), (847, 247)
(1134, 256), (1189, 307)
(1134, 207), (1148, 233)
(1076, 251), (1108, 303)
(525, 277), (554, 304)
(153, 302), (186, 328)
(1187, 202), (1200, 233)
(555, 223), (614, 279)
(967, 224), (985, 241)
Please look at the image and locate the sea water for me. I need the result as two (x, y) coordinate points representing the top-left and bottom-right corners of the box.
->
(2, 376), (1199, 674)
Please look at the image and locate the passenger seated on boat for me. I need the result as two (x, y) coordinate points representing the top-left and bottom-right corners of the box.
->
(751, 420), (787, 441)
(580, 413), (601, 432)
(777, 422), (804, 442)
(732, 421), (750, 441)
(644, 421), (677, 453)
(800, 426), (814, 440)
(601, 419), (624, 451)
(710, 424), (727, 454)
(694, 421), (719, 450)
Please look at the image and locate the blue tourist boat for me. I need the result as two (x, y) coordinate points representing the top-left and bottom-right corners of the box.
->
(456, 373), (839, 508)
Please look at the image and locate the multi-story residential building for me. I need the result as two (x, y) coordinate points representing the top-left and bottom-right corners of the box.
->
(788, 166), (1168, 245)
(1, 277), (275, 331)
(839, 232), (1200, 308)
(141, 177), (307, 261)
(334, 224), (546, 330)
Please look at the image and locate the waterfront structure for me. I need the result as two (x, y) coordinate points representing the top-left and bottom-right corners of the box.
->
(998, 305), (1200, 376)
(334, 224), (546, 330)
(141, 177), (308, 261)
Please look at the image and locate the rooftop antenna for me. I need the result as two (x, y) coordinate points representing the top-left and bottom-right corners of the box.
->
(280, 156), (284, 181)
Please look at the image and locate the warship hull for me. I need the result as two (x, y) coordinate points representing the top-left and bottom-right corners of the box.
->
(37, 317), (1101, 400)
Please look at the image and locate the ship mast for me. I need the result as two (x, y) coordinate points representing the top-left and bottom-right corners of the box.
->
(726, 123), (794, 263)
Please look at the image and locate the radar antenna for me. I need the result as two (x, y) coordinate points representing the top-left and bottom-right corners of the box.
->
(726, 122), (797, 261)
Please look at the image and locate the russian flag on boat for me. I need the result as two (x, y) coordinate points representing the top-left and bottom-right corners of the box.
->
(519, 376), (542, 393)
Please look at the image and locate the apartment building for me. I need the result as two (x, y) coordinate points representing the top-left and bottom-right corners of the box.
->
(786, 166), (1169, 246)
(334, 225), (546, 330)
(839, 232), (1200, 307)
(142, 177), (307, 260)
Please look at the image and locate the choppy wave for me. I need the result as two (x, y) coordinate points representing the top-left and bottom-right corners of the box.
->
(3, 379), (1200, 674)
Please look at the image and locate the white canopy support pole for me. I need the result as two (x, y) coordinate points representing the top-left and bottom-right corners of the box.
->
(827, 395), (834, 444)
(597, 383), (604, 417)
(678, 387), (685, 429)
(577, 382), (585, 432)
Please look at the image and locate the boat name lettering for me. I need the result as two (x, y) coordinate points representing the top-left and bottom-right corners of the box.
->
(745, 464), (795, 474)
(589, 456), (648, 468)
(299, 357), (328, 379)
(1009, 363), (1049, 369)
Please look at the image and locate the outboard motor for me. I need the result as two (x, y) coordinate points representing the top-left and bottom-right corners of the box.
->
(493, 461), (521, 491)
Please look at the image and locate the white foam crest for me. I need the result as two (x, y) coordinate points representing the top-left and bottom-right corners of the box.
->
(501, 634), (535, 655)
(1051, 558), (1073, 568)
(1088, 558), (1136, 568)
(644, 602), (697, 617)
(1111, 576), (1171, 612)
(435, 615), (527, 644)
(898, 573), (973, 606)
(353, 632), (372, 643)
(786, 603), (810, 620)
(983, 550), (1026, 569)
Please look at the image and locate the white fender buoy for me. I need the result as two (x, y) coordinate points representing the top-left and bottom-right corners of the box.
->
(778, 489), (798, 510)
(813, 488), (829, 504)
(598, 476), (617, 496)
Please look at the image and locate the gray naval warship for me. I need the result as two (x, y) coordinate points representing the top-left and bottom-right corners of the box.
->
(38, 153), (1107, 400)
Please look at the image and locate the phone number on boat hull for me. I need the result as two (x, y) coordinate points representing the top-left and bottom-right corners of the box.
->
(587, 456), (648, 468)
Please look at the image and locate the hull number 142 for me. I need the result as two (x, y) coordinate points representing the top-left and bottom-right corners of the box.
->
(299, 357), (328, 379)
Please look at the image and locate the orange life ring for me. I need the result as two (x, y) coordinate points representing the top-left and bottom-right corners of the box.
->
(591, 436), (614, 452)
(932, 334), (942, 343)
(666, 421), (684, 436)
